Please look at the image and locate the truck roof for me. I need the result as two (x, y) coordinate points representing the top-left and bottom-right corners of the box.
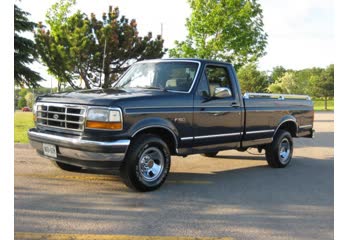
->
(139, 58), (233, 66)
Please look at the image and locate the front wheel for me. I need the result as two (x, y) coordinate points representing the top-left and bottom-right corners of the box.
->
(120, 134), (171, 192)
(265, 130), (293, 168)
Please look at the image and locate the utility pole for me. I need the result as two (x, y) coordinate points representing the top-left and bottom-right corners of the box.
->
(99, 18), (108, 88)
(161, 22), (163, 37)
(100, 37), (107, 88)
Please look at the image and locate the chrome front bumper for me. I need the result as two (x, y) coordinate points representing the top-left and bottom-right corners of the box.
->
(28, 128), (130, 169)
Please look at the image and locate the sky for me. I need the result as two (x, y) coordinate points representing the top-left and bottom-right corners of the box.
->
(16, 0), (334, 87)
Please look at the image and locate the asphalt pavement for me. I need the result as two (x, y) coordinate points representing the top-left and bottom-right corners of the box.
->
(14, 112), (334, 240)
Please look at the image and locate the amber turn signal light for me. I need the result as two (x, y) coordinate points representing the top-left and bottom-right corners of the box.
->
(86, 121), (122, 130)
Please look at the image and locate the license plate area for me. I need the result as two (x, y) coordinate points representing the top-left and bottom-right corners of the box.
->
(43, 143), (57, 158)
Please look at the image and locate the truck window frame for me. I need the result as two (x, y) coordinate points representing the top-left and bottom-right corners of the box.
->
(198, 64), (236, 99)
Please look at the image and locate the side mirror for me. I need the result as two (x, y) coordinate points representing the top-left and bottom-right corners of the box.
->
(200, 90), (210, 98)
(214, 87), (232, 98)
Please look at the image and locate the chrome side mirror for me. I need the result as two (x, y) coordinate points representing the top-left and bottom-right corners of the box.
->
(214, 87), (232, 98)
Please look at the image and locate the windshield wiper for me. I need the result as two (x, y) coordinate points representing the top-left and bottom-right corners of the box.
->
(138, 86), (168, 91)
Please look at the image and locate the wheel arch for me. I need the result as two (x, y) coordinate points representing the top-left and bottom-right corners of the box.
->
(129, 118), (179, 155)
(274, 116), (298, 138)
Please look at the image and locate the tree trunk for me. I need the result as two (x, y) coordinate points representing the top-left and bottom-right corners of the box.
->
(80, 72), (91, 89)
(66, 79), (79, 90)
(324, 96), (328, 110)
(102, 69), (110, 89)
(103, 74), (109, 88)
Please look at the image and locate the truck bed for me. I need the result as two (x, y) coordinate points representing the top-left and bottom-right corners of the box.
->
(241, 93), (314, 147)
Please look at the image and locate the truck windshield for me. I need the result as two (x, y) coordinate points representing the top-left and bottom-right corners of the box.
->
(114, 61), (199, 92)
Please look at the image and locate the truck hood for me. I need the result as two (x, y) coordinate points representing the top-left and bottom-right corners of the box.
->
(35, 88), (167, 106)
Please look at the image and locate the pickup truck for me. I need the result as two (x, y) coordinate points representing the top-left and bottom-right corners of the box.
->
(28, 59), (314, 191)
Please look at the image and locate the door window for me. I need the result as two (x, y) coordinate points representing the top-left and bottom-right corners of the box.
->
(205, 66), (233, 98)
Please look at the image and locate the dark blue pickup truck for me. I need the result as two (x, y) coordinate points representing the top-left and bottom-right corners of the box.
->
(28, 59), (314, 191)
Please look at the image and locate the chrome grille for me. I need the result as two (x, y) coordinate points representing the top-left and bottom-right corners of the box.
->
(36, 103), (86, 133)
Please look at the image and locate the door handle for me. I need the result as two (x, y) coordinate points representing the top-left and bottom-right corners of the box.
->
(231, 102), (240, 107)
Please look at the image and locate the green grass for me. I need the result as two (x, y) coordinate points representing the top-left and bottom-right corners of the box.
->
(312, 98), (334, 111)
(14, 112), (34, 143)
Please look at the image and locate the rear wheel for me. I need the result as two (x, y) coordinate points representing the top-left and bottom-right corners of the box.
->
(51, 161), (82, 172)
(265, 130), (293, 168)
(201, 152), (219, 158)
(120, 134), (171, 192)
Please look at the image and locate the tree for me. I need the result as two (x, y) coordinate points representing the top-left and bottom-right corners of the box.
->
(25, 92), (35, 108)
(17, 98), (27, 109)
(34, 86), (52, 95)
(35, 0), (165, 89)
(271, 66), (286, 83)
(169, 0), (268, 70)
(309, 64), (334, 110)
(17, 88), (28, 109)
(237, 64), (269, 93)
(15, 4), (43, 87)
(268, 71), (309, 95)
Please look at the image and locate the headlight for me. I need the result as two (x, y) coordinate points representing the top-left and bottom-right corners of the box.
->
(87, 109), (109, 121)
(86, 108), (123, 130)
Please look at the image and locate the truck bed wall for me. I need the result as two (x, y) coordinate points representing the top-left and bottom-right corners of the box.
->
(242, 97), (314, 146)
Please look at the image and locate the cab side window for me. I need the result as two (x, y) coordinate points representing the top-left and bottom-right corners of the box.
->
(196, 74), (210, 98)
(205, 66), (233, 98)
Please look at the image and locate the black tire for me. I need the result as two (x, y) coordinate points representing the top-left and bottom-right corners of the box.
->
(265, 130), (293, 168)
(51, 160), (82, 172)
(120, 134), (171, 192)
(201, 152), (219, 158)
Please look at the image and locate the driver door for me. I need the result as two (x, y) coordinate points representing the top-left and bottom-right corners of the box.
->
(193, 64), (243, 150)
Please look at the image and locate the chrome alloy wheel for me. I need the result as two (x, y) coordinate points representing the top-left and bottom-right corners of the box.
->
(279, 138), (291, 164)
(138, 147), (165, 182)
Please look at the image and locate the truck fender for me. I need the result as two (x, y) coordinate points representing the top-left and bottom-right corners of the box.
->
(128, 117), (179, 148)
(274, 115), (298, 137)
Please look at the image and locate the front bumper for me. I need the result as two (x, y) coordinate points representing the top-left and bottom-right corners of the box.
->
(28, 128), (130, 169)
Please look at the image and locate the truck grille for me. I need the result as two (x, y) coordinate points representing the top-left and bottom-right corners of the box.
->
(36, 103), (86, 133)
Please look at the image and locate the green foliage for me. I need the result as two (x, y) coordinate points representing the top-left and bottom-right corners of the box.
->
(267, 64), (334, 110)
(308, 64), (334, 110)
(170, 0), (268, 70)
(25, 92), (35, 108)
(309, 64), (334, 98)
(237, 64), (268, 93)
(15, 88), (34, 109)
(14, 4), (43, 87)
(16, 88), (28, 109)
(270, 66), (286, 83)
(17, 97), (27, 109)
(35, 0), (165, 89)
(19, 88), (28, 98)
(313, 98), (334, 111)
(34, 86), (52, 95)
(268, 72), (307, 94)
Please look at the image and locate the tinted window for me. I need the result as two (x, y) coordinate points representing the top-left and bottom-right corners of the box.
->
(196, 74), (210, 98)
(205, 66), (232, 97)
(114, 62), (199, 92)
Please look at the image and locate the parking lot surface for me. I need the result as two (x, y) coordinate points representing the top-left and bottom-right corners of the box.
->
(14, 112), (334, 240)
